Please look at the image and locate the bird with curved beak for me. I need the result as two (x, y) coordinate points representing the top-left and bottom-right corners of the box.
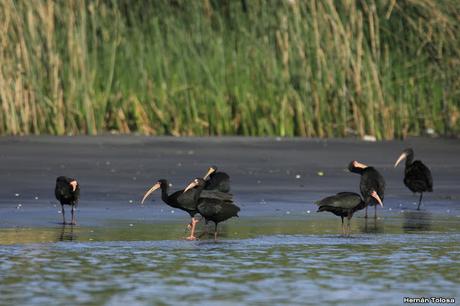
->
(394, 148), (433, 210)
(348, 160), (386, 219)
(141, 179), (200, 240)
(184, 177), (240, 241)
(316, 190), (383, 236)
(203, 166), (230, 193)
(55, 176), (80, 225)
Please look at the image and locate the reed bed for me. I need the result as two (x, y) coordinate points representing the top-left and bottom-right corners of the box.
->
(0, 0), (458, 138)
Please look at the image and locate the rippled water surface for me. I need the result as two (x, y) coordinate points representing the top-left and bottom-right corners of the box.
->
(1, 212), (460, 306)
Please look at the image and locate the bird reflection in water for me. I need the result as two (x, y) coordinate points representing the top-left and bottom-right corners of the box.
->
(360, 217), (385, 234)
(402, 210), (432, 232)
(58, 224), (76, 241)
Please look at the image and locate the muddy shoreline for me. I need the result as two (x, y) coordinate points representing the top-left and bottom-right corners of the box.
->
(0, 136), (459, 228)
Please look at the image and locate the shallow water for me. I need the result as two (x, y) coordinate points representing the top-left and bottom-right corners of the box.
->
(1, 213), (459, 306)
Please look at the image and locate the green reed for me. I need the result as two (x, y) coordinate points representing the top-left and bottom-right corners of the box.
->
(0, 0), (458, 139)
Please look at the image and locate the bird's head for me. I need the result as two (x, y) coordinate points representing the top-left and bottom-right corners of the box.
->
(348, 160), (368, 173)
(394, 148), (414, 168)
(69, 180), (78, 192)
(184, 178), (205, 193)
(203, 166), (218, 180)
(141, 179), (168, 204)
(370, 190), (384, 207)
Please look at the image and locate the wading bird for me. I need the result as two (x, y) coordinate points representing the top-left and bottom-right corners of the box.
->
(55, 176), (80, 225)
(348, 161), (385, 219)
(394, 148), (433, 210)
(203, 166), (230, 193)
(184, 178), (240, 240)
(141, 179), (232, 240)
(315, 191), (383, 236)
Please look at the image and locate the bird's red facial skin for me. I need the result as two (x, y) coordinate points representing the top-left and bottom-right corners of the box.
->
(69, 180), (78, 192)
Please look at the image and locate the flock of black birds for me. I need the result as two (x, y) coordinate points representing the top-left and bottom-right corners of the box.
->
(54, 148), (433, 239)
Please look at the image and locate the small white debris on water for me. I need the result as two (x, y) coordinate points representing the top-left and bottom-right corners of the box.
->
(58, 210), (62, 213)
(132, 177), (137, 181)
(105, 161), (111, 165)
(177, 162), (182, 167)
(447, 209), (450, 213)
(17, 204), (22, 210)
(295, 174), (301, 179)
(307, 210), (311, 214)
(187, 150), (194, 155)
(171, 210), (175, 214)
(14, 193), (20, 197)
(426, 128), (435, 135)
(129, 224), (134, 227)
(317, 171), (324, 176)
(389, 208), (392, 211)
(129, 200), (133, 204)
(89, 238), (94, 241)
(257, 180), (262, 184)
(111, 169), (116, 173)
(34, 197), (39, 200)
(362, 135), (377, 142)
(275, 137), (282, 141)
(286, 211), (291, 215)
(260, 199), (266, 205)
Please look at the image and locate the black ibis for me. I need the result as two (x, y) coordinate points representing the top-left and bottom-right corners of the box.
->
(394, 148), (433, 210)
(184, 178), (239, 240)
(141, 179), (232, 240)
(55, 176), (80, 225)
(203, 166), (230, 193)
(348, 161), (385, 219)
(315, 191), (383, 236)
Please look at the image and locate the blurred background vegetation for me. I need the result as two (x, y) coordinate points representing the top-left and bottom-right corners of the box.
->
(0, 0), (458, 139)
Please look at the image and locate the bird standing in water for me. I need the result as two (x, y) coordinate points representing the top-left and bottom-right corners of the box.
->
(184, 178), (239, 240)
(203, 166), (230, 193)
(55, 176), (80, 225)
(348, 161), (385, 219)
(141, 179), (232, 240)
(315, 191), (383, 236)
(394, 148), (433, 210)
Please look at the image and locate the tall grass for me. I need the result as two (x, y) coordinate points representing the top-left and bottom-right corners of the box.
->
(0, 0), (458, 138)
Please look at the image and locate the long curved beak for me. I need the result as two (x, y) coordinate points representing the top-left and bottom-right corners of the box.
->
(141, 182), (161, 204)
(394, 153), (407, 168)
(184, 181), (198, 193)
(69, 180), (78, 192)
(371, 191), (383, 207)
(203, 167), (215, 180)
(353, 161), (368, 169)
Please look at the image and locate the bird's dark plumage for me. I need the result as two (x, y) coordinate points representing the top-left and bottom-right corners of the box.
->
(141, 179), (231, 240)
(395, 148), (433, 210)
(186, 178), (239, 240)
(315, 192), (367, 236)
(348, 161), (385, 218)
(55, 176), (80, 225)
(204, 166), (231, 193)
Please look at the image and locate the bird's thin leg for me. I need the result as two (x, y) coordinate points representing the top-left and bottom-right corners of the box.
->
(341, 216), (344, 236)
(374, 205), (377, 219)
(214, 223), (218, 241)
(364, 206), (368, 219)
(71, 205), (77, 225)
(417, 193), (423, 210)
(61, 204), (66, 225)
(347, 217), (351, 237)
(186, 217), (199, 240)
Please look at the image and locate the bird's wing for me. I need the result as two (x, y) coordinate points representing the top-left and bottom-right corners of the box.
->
(407, 161), (433, 191)
(200, 190), (233, 201)
(315, 192), (362, 209)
